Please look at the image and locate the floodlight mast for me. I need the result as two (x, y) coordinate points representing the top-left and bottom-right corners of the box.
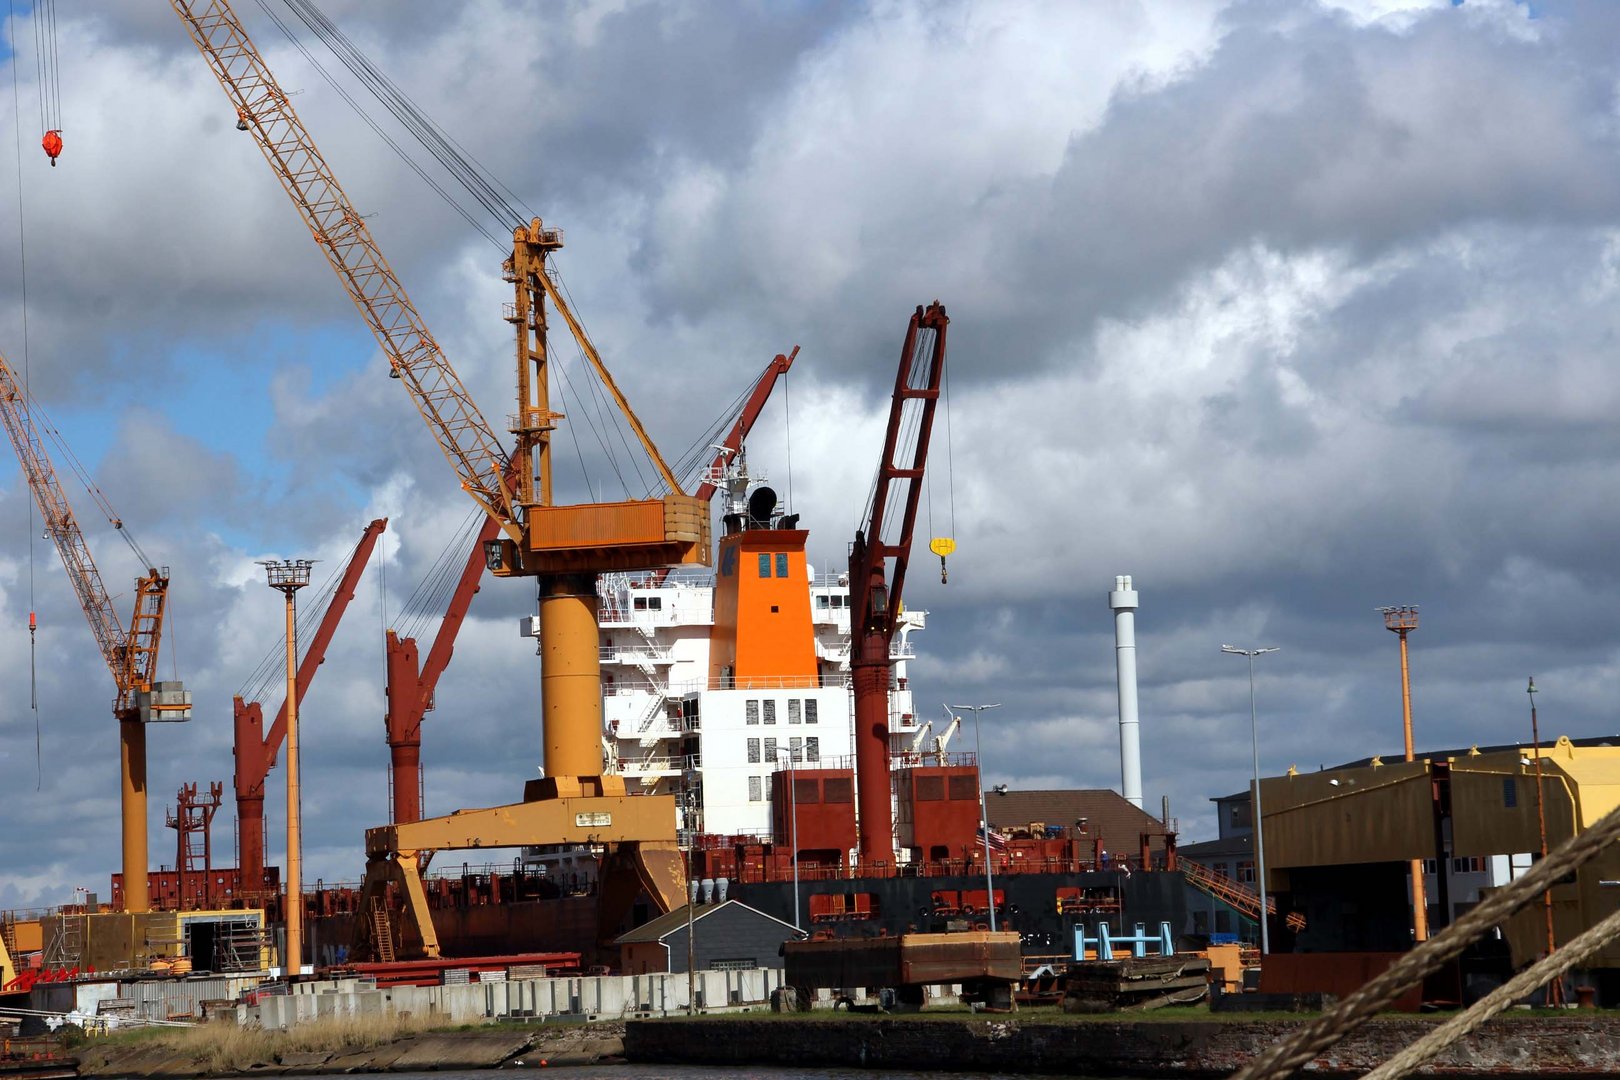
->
(1221, 644), (1278, 954)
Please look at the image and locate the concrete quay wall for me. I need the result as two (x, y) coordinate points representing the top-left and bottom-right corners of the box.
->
(625, 1015), (1620, 1078)
(252, 967), (787, 1028)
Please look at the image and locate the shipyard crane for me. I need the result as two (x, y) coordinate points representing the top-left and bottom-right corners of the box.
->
(172, 0), (713, 958)
(234, 518), (386, 894)
(386, 349), (795, 826)
(0, 350), (191, 914)
(849, 303), (949, 865)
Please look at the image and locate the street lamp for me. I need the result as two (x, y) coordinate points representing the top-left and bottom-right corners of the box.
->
(1221, 645), (1278, 955)
(263, 558), (314, 975)
(950, 702), (1003, 932)
(778, 745), (801, 932)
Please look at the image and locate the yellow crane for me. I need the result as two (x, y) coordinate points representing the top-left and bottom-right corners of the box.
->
(171, 0), (707, 958)
(0, 351), (191, 914)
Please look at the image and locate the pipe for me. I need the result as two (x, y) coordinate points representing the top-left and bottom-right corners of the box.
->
(1109, 575), (1143, 808)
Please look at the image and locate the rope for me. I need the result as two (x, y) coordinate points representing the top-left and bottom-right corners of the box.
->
(1360, 905), (1620, 1080)
(10, 0), (41, 789)
(1230, 799), (1620, 1080)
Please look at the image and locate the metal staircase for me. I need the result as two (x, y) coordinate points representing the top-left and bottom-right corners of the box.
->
(1182, 859), (1307, 932)
(369, 899), (396, 963)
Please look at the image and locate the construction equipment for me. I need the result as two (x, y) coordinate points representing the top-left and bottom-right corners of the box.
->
(849, 304), (949, 864)
(386, 348), (795, 826)
(173, 0), (714, 958)
(234, 518), (386, 893)
(0, 350), (192, 913)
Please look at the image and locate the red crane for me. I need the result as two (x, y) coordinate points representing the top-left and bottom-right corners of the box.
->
(234, 518), (387, 893)
(849, 303), (949, 865)
(385, 350), (798, 825)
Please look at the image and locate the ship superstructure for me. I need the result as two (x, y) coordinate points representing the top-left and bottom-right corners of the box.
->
(599, 452), (924, 843)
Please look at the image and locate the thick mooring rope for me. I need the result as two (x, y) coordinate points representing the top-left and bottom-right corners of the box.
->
(1230, 800), (1620, 1080)
(1360, 905), (1620, 1080)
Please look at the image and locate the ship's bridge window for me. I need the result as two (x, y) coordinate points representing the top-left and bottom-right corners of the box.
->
(632, 596), (663, 610)
(758, 553), (772, 577)
(775, 553), (789, 577)
(816, 595), (830, 609)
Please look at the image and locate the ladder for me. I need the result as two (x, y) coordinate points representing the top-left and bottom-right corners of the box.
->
(369, 899), (396, 963)
(1181, 859), (1307, 932)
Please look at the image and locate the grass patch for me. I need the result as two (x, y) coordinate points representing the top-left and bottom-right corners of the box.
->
(144, 1011), (442, 1074)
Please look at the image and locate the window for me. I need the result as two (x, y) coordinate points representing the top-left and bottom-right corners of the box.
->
(1227, 801), (1253, 830)
(788, 699), (801, 725)
(1503, 777), (1517, 808)
(1236, 860), (1255, 884)
(806, 737), (820, 762)
(763, 700), (777, 725)
(1422, 859), (1437, 875)
(764, 737), (777, 762)
(816, 595), (830, 609)
(1451, 857), (1485, 874)
(805, 699), (818, 725)
(757, 553), (771, 577)
(775, 553), (789, 578)
(711, 958), (758, 971)
(747, 738), (760, 764)
(748, 776), (762, 802)
(745, 700), (759, 725)
(790, 736), (802, 761)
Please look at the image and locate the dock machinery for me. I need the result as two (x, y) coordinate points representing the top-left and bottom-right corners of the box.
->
(173, 1), (715, 958)
(0, 351), (192, 913)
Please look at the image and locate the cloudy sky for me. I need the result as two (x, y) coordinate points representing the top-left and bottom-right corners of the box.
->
(2, 0), (1619, 906)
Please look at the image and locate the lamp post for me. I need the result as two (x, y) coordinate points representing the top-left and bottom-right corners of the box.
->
(1527, 676), (1565, 1005)
(950, 702), (1002, 932)
(1221, 645), (1278, 955)
(263, 558), (314, 975)
(778, 745), (801, 931)
(1379, 605), (1429, 943)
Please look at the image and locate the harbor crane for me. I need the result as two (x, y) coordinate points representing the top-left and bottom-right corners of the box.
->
(0, 350), (192, 914)
(173, 0), (713, 958)
(386, 349), (795, 827)
(849, 304), (949, 864)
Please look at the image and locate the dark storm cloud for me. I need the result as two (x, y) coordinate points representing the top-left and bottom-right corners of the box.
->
(7, 0), (1620, 901)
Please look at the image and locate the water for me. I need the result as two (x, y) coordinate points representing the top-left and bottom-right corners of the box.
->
(276, 1070), (1092, 1079)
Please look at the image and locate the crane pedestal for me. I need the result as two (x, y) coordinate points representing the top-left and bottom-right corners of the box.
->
(119, 717), (150, 913)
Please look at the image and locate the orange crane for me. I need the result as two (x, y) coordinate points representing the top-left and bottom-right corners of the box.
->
(0, 350), (192, 914)
(173, 0), (709, 958)
(234, 518), (386, 895)
(385, 350), (796, 826)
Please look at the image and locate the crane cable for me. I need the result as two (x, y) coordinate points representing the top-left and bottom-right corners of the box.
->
(9, 0), (40, 788)
(31, 0), (60, 164)
(258, 0), (655, 499)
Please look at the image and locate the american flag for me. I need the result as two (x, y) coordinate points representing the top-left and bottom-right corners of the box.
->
(977, 825), (1009, 853)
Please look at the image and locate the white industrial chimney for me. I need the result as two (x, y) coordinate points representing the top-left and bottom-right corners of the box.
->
(1109, 575), (1143, 808)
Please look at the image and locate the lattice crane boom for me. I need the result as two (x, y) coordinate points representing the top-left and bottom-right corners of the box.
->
(0, 351), (167, 712)
(169, 0), (517, 537)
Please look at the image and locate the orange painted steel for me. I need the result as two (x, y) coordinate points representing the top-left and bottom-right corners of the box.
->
(538, 575), (606, 782)
(280, 580), (304, 974)
(1182, 858), (1307, 932)
(709, 531), (819, 686)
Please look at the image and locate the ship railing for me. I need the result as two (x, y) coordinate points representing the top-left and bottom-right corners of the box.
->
(667, 675), (853, 693)
(599, 644), (675, 663)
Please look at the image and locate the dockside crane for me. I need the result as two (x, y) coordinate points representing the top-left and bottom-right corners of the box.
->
(172, 0), (713, 958)
(234, 518), (387, 895)
(849, 304), (949, 865)
(0, 350), (192, 914)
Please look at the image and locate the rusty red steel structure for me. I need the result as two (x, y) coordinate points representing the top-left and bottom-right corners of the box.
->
(235, 518), (387, 891)
(166, 781), (223, 910)
(849, 303), (949, 865)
